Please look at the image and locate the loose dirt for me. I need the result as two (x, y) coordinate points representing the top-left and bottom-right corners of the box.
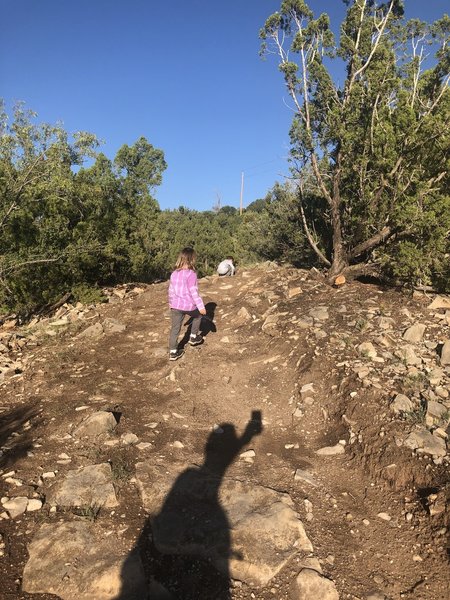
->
(0, 264), (448, 599)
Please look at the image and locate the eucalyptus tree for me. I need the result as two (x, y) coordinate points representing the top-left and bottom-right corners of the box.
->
(261, 0), (449, 285)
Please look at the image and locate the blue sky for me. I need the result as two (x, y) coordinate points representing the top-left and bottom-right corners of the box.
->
(1, 1), (448, 212)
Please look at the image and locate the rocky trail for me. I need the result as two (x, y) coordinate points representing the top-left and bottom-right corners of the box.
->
(0, 264), (449, 600)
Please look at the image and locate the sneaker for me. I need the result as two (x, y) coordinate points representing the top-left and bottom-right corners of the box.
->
(169, 348), (184, 361)
(189, 334), (203, 346)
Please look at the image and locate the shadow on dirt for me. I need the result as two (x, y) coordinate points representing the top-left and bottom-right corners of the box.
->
(179, 302), (217, 350)
(0, 404), (39, 470)
(117, 410), (262, 600)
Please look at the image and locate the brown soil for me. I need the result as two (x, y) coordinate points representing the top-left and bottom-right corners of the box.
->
(0, 265), (448, 600)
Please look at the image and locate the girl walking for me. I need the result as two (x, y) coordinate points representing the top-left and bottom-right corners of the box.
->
(168, 247), (206, 361)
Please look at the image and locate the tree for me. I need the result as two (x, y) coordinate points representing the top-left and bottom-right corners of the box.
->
(0, 103), (168, 311)
(261, 1), (449, 285)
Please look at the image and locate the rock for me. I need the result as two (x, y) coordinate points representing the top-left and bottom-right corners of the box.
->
(390, 393), (413, 414)
(73, 411), (118, 438)
(300, 383), (315, 400)
(26, 499), (43, 512)
(376, 317), (395, 330)
(365, 593), (386, 600)
(22, 522), (147, 600)
(377, 512), (391, 521)
(121, 433), (138, 445)
(135, 462), (312, 586)
(287, 286), (302, 298)
(404, 428), (447, 457)
(358, 342), (377, 358)
(49, 463), (118, 508)
(309, 306), (329, 321)
(235, 307), (252, 325)
(2, 496), (28, 518)
(428, 296), (450, 310)
(425, 401), (449, 427)
(102, 318), (127, 333)
(403, 324), (426, 343)
(296, 317), (314, 329)
(396, 346), (422, 366)
(293, 569), (339, 600)
(316, 444), (345, 456)
(440, 340), (450, 365)
(77, 322), (104, 339)
(240, 449), (255, 458)
(136, 442), (152, 451)
(294, 469), (318, 487)
(427, 491), (446, 517)
(262, 314), (280, 337)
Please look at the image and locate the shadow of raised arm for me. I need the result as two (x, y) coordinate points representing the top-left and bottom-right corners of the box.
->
(239, 410), (263, 448)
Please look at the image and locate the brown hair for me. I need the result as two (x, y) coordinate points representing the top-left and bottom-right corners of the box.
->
(175, 247), (197, 270)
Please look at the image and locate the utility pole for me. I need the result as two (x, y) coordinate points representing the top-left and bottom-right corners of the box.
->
(239, 171), (244, 215)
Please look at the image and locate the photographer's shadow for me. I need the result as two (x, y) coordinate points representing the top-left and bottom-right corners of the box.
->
(117, 411), (262, 599)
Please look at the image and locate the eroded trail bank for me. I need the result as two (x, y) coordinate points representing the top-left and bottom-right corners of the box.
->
(0, 264), (448, 600)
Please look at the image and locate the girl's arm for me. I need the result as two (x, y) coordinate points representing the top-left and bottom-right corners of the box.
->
(187, 271), (205, 311)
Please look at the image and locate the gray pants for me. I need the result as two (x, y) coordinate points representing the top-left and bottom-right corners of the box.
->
(169, 309), (201, 351)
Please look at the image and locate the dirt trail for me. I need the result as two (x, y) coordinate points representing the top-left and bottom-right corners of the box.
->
(0, 265), (448, 599)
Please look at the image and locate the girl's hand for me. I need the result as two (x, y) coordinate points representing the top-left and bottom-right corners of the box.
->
(199, 308), (206, 315)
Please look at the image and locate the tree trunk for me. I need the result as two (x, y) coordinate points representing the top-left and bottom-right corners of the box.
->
(328, 174), (348, 277)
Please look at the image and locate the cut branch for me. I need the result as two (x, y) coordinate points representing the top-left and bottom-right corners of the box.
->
(348, 225), (393, 260)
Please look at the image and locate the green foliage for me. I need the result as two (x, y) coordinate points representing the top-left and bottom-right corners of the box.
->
(261, 1), (450, 288)
(0, 102), (166, 312)
(238, 182), (324, 266)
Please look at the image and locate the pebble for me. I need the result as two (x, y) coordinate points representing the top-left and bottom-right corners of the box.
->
(240, 449), (256, 458)
(377, 512), (391, 521)
(316, 444), (345, 456)
(26, 499), (43, 512)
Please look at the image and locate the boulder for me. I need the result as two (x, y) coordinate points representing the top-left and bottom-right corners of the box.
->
(402, 324), (426, 343)
(73, 411), (118, 438)
(49, 463), (118, 508)
(22, 522), (147, 600)
(135, 461), (312, 586)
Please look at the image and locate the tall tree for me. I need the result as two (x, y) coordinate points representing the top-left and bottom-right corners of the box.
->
(261, 1), (449, 283)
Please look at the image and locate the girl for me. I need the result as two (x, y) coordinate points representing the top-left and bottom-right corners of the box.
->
(168, 247), (206, 361)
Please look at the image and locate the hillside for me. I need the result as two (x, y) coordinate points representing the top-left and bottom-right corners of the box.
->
(0, 264), (449, 600)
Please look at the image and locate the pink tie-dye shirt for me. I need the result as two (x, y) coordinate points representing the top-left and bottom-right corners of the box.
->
(168, 269), (205, 312)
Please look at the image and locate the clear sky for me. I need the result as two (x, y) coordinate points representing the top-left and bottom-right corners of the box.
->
(1, 1), (448, 212)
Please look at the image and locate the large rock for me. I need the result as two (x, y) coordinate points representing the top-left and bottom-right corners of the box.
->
(440, 340), (450, 365)
(402, 324), (426, 343)
(22, 522), (147, 600)
(395, 346), (422, 366)
(428, 296), (450, 310)
(293, 568), (339, 599)
(135, 462), (312, 586)
(77, 322), (104, 339)
(404, 428), (447, 457)
(390, 393), (413, 415)
(426, 401), (449, 427)
(102, 318), (127, 333)
(73, 411), (118, 438)
(49, 463), (118, 508)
